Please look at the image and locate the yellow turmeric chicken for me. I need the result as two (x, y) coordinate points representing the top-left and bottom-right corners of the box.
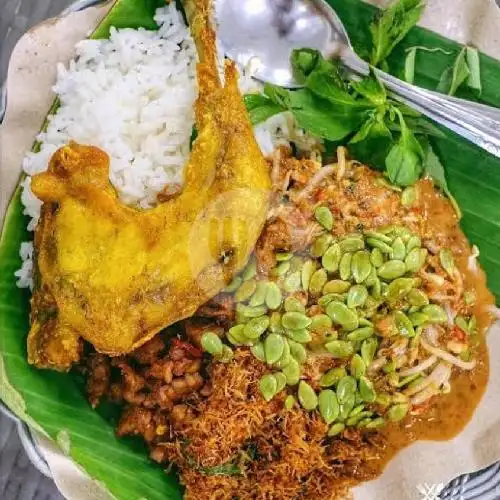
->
(27, 0), (271, 371)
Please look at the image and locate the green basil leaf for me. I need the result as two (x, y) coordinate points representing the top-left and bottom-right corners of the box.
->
(404, 47), (417, 83)
(422, 140), (462, 217)
(244, 94), (285, 125)
(369, 0), (425, 67)
(465, 46), (482, 94)
(404, 46), (455, 84)
(437, 47), (470, 96)
(385, 109), (424, 186)
(291, 49), (370, 108)
(291, 48), (324, 84)
(350, 69), (387, 105)
(349, 111), (394, 170)
(287, 89), (367, 141)
(264, 83), (291, 107)
(388, 116), (446, 138)
(385, 143), (422, 186)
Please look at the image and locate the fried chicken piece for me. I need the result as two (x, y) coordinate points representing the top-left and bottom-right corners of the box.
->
(27, 0), (271, 370)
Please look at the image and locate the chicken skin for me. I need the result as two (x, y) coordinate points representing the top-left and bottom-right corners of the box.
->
(27, 0), (271, 371)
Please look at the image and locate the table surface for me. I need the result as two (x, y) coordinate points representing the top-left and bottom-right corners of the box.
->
(1, 2), (73, 499)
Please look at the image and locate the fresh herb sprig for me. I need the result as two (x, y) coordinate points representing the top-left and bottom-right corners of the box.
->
(369, 0), (425, 67)
(245, 0), (461, 207)
(247, 48), (442, 187)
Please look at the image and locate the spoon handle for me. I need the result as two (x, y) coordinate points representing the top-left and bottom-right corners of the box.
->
(342, 52), (500, 158)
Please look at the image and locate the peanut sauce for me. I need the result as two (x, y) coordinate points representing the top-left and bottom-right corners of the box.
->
(364, 180), (495, 476)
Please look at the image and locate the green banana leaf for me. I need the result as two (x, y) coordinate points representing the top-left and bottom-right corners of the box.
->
(0, 0), (499, 499)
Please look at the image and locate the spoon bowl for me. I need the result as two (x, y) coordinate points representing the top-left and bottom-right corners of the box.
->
(216, 0), (349, 87)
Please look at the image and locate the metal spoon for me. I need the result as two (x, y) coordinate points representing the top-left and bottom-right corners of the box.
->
(216, 0), (500, 158)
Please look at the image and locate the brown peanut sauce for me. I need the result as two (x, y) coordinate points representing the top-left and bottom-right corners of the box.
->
(361, 179), (495, 477)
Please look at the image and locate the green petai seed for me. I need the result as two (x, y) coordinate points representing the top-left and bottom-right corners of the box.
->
(319, 390), (340, 424)
(363, 231), (392, 244)
(265, 333), (285, 365)
(272, 261), (291, 277)
(361, 338), (378, 366)
(339, 393), (356, 419)
(322, 243), (342, 273)
(250, 341), (266, 362)
(249, 281), (269, 307)
(351, 251), (372, 284)
(422, 304), (448, 324)
(405, 247), (425, 273)
(227, 324), (249, 345)
(274, 339), (292, 369)
(284, 296), (306, 314)
(326, 302), (359, 331)
(387, 403), (409, 422)
(386, 278), (417, 303)
(282, 312), (312, 330)
(217, 345), (234, 363)
(347, 327), (374, 342)
(408, 312), (429, 326)
(408, 288), (429, 307)
(285, 329), (312, 344)
(401, 186), (417, 207)
(336, 376), (357, 403)
(328, 422), (346, 437)
(201, 332), (223, 356)
(269, 312), (284, 333)
(309, 269), (328, 296)
(377, 260), (406, 280)
(259, 374), (278, 402)
(301, 260), (316, 290)
(339, 253), (353, 281)
(325, 340), (354, 359)
(298, 381), (318, 411)
(284, 395), (295, 410)
(350, 354), (367, 379)
(391, 237), (406, 261)
(318, 293), (345, 308)
(238, 303), (268, 319)
(244, 316), (270, 339)
(394, 310), (415, 337)
(323, 279), (351, 294)
(439, 248), (456, 276)
(223, 276), (242, 293)
(370, 248), (384, 268)
(276, 252), (293, 261)
(288, 340), (307, 364)
(242, 258), (257, 281)
(265, 282), (283, 310)
(311, 234), (333, 258)
(284, 271), (301, 293)
(406, 235), (421, 253)
(366, 238), (393, 254)
(282, 358), (301, 385)
(235, 279), (257, 302)
(366, 417), (385, 429)
(359, 376), (376, 402)
(320, 367), (347, 387)
(339, 235), (365, 252)
(309, 314), (333, 333)
(347, 285), (368, 309)
(315, 206), (334, 230)
(274, 372), (287, 393)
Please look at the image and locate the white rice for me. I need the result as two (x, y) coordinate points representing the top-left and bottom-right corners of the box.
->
(15, 5), (319, 289)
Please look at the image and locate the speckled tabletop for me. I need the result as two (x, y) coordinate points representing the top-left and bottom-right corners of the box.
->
(1, 2), (72, 499)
